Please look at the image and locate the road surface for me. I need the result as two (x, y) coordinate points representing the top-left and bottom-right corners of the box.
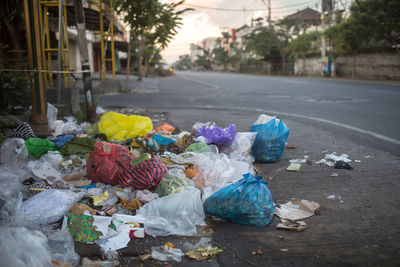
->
(97, 72), (400, 266)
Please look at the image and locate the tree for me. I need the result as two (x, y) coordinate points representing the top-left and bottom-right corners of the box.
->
(349, 0), (400, 53)
(244, 27), (284, 72)
(115, 0), (190, 82)
(212, 47), (229, 71)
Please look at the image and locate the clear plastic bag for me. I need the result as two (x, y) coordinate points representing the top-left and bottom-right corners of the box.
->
(26, 152), (64, 185)
(135, 187), (205, 236)
(22, 189), (82, 226)
(203, 173), (274, 226)
(0, 138), (29, 165)
(151, 246), (184, 262)
(47, 103), (58, 130)
(186, 152), (236, 201)
(46, 229), (80, 267)
(223, 132), (257, 163)
(155, 168), (194, 197)
(0, 226), (53, 267)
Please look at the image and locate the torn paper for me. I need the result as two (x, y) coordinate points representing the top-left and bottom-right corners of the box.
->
(275, 198), (320, 221)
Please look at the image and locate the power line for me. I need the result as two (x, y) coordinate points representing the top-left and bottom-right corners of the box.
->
(181, 1), (315, 12)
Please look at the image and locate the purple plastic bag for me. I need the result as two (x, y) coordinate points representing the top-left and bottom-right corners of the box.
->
(195, 124), (236, 150)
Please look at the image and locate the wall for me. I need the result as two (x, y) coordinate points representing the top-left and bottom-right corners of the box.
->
(294, 52), (400, 80)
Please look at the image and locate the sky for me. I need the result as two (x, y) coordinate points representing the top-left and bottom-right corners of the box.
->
(161, 0), (324, 64)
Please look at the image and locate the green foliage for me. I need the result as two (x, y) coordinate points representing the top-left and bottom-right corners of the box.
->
(326, 0), (400, 56)
(173, 55), (194, 70)
(212, 47), (229, 70)
(244, 27), (284, 65)
(286, 31), (320, 60)
(194, 55), (211, 70)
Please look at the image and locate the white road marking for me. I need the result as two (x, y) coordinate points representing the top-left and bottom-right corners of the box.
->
(189, 105), (400, 146)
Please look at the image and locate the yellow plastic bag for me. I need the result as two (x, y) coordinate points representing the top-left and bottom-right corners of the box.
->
(98, 112), (153, 141)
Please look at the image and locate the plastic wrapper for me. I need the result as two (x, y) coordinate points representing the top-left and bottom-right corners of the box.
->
(185, 142), (211, 153)
(0, 138), (29, 165)
(192, 121), (216, 132)
(195, 124), (236, 150)
(22, 189), (82, 226)
(27, 151), (64, 184)
(87, 142), (134, 185)
(50, 134), (75, 148)
(47, 103), (58, 130)
(251, 116), (289, 162)
(135, 190), (159, 203)
(152, 246), (184, 262)
(98, 111), (153, 141)
(46, 229), (80, 267)
(135, 187), (205, 236)
(203, 173), (274, 226)
(25, 138), (57, 159)
(155, 168), (194, 197)
(223, 132), (257, 163)
(54, 116), (79, 137)
(0, 226), (52, 267)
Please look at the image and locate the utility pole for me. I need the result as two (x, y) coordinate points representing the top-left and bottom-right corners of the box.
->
(56, 0), (63, 104)
(268, 0), (271, 26)
(321, 0), (327, 76)
(73, 0), (96, 122)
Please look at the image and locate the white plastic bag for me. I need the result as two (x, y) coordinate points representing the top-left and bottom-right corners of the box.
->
(47, 229), (80, 267)
(0, 138), (29, 165)
(47, 103), (58, 130)
(0, 226), (52, 267)
(22, 189), (81, 225)
(155, 168), (194, 197)
(135, 187), (205, 236)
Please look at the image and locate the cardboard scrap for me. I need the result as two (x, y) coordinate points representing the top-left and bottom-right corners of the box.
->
(277, 219), (307, 231)
(119, 198), (143, 210)
(62, 172), (91, 187)
(275, 198), (320, 221)
(70, 202), (96, 215)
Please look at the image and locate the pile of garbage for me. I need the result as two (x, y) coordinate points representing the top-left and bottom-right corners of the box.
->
(0, 105), (292, 266)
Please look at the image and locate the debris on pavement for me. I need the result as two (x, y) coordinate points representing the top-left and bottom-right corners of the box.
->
(334, 160), (353, 170)
(286, 163), (301, 171)
(186, 246), (223, 261)
(316, 152), (352, 168)
(0, 109), (347, 265)
(276, 219), (307, 231)
(275, 198), (321, 221)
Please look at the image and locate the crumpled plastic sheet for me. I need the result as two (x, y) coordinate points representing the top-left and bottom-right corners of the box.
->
(152, 246), (184, 262)
(316, 152), (352, 167)
(0, 166), (30, 225)
(22, 189), (82, 226)
(0, 226), (53, 267)
(171, 152), (238, 201)
(222, 132), (257, 163)
(0, 138), (29, 165)
(133, 187), (206, 236)
(26, 151), (64, 184)
(135, 190), (159, 203)
(46, 229), (80, 267)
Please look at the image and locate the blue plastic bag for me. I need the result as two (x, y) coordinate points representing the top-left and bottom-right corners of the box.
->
(203, 173), (274, 226)
(195, 124), (236, 150)
(251, 118), (289, 162)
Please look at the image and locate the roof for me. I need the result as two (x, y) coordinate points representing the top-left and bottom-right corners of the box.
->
(284, 8), (321, 25)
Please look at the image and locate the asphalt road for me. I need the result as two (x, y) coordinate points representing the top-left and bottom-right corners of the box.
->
(98, 72), (400, 266)
(100, 71), (400, 155)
